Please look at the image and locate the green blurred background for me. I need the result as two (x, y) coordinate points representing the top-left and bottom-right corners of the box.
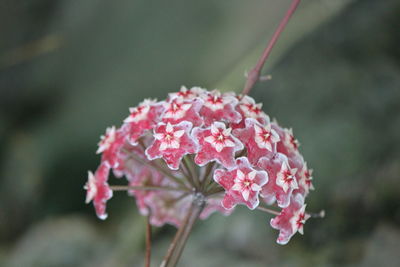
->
(1, 0), (399, 266)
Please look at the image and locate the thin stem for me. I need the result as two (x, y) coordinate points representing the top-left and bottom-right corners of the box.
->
(256, 206), (280, 216)
(200, 162), (216, 191)
(160, 193), (206, 267)
(110, 185), (188, 192)
(242, 0), (301, 95)
(183, 156), (200, 189)
(145, 214), (152, 267)
(180, 161), (196, 188)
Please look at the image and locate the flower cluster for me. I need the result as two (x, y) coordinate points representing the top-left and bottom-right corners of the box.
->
(85, 86), (315, 245)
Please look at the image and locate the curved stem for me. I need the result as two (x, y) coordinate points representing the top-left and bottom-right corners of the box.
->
(242, 0), (301, 95)
(160, 193), (206, 267)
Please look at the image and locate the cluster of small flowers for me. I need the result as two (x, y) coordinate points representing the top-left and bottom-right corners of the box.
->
(85, 86), (315, 245)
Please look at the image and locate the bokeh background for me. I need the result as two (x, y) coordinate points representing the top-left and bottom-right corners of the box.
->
(1, 0), (399, 266)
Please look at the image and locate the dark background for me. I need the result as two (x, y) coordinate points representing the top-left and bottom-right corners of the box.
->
(1, 0), (399, 266)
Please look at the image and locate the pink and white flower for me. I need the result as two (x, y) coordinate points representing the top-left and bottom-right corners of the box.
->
(84, 163), (113, 220)
(86, 86), (317, 245)
(258, 154), (298, 208)
(200, 90), (242, 126)
(234, 118), (280, 165)
(214, 157), (268, 210)
(270, 193), (310, 245)
(146, 121), (198, 170)
(192, 122), (243, 169)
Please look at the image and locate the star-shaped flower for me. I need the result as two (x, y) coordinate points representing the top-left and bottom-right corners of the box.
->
(162, 97), (204, 127)
(296, 162), (315, 197)
(192, 122), (243, 169)
(84, 163), (113, 220)
(274, 124), (300, 155)
(199, 90), (242, 126)
(146, 121), (198, 170)
(233, 96), (269, 128)
(214, 157), (268, 210)
(168, 86), (207, 100)
(258, 154), (298, 208)
(234, 118), (280, 165)
(276, 160), (298, 193)
(97, 126), (126, 168)
(123, 99), (163, 144)
(270, 193), (310, 245)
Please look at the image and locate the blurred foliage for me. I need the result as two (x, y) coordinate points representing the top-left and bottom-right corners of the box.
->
(1, 0), (400, 266)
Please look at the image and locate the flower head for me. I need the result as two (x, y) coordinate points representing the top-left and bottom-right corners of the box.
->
(85, 86), (316, 245)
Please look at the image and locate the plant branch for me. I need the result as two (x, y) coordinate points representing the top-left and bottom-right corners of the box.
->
(160, 193), (206, 267)
(256, 206), (280, 216)
(242, 0), (301, 95)
(110, 185), (188, 192)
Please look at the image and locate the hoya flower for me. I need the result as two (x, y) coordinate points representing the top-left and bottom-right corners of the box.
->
(258, 153), (298, 208)
(192, 121), (243, 169)
(162, 97), (204, 127)
(146, 121), (198, 170)
(85, 86), (317, 247)
(84, 163), (113, 220)
(270, 193), (310, 245)
(234, 118), (280, 165)
(123, 99), (163, 145)
(199, 90), (242, 126)
(214, 157), (268, 210)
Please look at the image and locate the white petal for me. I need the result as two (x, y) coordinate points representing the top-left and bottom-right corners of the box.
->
(224, 139), (235, 147)
(248, 170), (257, 180)
(231, 183), (242, 191)
(159, 142), (168, 151)
(215, 142), (224, 152)
(251, 183), (261, 191)
(154, 133), (164, 140)
(173, 130), (185, 138)
(223, 127), (232, 136)
(242, 189), (250, 201)
(181, 103), (192, 111)
(254, 124), (262, 134)
(204, 136), (215, 144)
(211, 123), (219, 135)
(236, 169), (245, 180)
(166, 123), (174, 133)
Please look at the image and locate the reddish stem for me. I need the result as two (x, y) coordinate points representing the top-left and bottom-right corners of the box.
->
(242, 0), (301, 95)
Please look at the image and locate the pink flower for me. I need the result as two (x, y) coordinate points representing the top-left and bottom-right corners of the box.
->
(192, 122), (243, 169)
(123, 99), (163, 145)
(258, 154), (298, 208)
(162, 97), (204, 127)
(168, 86), (207, 100)
(214, 157), (268, 210)
(84, 163), (113, 220)
(97, 126), (126, 168)
(146, 121), (198, 170)
(199, 90), (242, 126)
(233, 95), (269, 128)
(296, 162), (315, 197)
(234, 118), (280, 165)
(86, 86), (317, 245)
(274, 124), (300, 155)
(270, 193), (310, 245)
